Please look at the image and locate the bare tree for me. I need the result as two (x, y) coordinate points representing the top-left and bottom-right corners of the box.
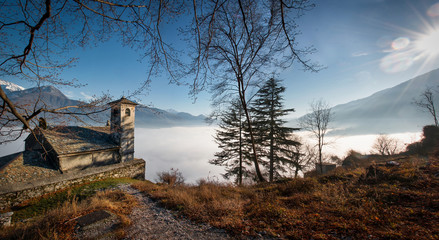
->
(299, 99), (332, 174)
(189, 0), (320, 181)
(413, 87), (439, 127)
(1, 1), (319, 183)
(1, 0), (185, 143)
(286, 135), (314, 178)
(371, 134), (401, 156)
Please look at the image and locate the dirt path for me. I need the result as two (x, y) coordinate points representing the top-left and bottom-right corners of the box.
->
(119, 184), (231, 240)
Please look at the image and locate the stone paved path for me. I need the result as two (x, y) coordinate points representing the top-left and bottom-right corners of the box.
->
(119, 184), (231, 240)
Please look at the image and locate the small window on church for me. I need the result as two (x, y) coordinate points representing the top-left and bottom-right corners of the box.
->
(125, 108), (131, 116)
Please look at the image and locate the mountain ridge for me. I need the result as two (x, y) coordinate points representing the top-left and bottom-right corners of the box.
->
(0, 81), (206, 128)
(4, 67), (439, 134)
(328, 68), (439, 135)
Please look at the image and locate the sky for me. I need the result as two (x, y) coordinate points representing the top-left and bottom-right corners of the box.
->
(4, 0), (439, 181)
(6, 0), (439, 117)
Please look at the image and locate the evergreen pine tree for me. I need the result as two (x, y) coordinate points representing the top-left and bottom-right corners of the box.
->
(251, 78), (300, 182)
(210, 100), (252, 184)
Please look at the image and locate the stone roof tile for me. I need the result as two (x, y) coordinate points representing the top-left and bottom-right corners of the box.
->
(108, 97), (138, 106)
(41, 126), (118, 155)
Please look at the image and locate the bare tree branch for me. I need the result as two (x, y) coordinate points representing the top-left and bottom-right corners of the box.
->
(413, 87), (439, 127)
(299, 99), (333, 174)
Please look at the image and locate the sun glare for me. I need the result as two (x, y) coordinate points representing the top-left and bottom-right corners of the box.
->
(379, 2), (439, 74)
(415, 28), (439, 57)
(380, 24), (439, 73)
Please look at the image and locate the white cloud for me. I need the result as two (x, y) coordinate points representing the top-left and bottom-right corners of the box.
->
(352, 51), (369, 57)
(80, 92), (93, 100)
(63, 90), (75, 98)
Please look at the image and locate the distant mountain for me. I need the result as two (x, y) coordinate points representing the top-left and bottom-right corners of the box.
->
(135, 107), (206, 128)
(1, 81), (206, 128)
(7, 85), (81, 109)
(0, 79), (25, 93)
(328, 68), (439, 135)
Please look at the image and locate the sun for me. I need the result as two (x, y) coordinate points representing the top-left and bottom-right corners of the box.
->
(414, 28), (439, 57)
(379, 3), (439, 73)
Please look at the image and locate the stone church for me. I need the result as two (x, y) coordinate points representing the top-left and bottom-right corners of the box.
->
(25, 97), (138, 172)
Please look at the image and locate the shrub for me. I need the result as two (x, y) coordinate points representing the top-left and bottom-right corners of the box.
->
(406, 125), (439, 155)
(156, 168), (185, 186)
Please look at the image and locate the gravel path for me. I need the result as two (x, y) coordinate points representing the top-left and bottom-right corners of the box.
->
(119, 184), (231, 240)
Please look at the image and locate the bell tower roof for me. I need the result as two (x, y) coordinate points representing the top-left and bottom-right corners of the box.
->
(109, 97), (138, 106)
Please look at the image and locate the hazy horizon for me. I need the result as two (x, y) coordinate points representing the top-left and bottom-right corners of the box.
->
(0, 126), (423, 183)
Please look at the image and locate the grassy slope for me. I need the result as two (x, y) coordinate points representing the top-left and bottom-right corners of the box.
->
(0, 157), (437, 239)
(133, 156), (439, 239)
(0, 178), (140, 240)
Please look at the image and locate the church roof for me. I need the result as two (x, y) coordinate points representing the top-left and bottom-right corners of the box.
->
(39, 126), (118, 155)
(108, 97), (138, 106)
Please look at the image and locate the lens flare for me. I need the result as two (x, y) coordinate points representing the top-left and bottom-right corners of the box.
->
(380, 52), (414, 73)
(391, 37), (410, 50)
(380, 22), (439, 73)
(427, 3), (439, 17)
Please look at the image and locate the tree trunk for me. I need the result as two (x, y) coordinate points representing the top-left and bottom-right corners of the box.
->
(269, 91), (274, 182)
(270, 136), (274, 181)
(237, 77), (265, 182)
(433, 106), (438, 126)
(238, 112), (243, 185)
(0, 86), (31, 129)
(318, 135), (323, 174)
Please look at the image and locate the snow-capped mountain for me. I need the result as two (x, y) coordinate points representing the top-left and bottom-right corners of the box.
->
(0, 79), (25, 92)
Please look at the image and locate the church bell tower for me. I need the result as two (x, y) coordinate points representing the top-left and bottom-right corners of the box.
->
(109, 97), (138, 162)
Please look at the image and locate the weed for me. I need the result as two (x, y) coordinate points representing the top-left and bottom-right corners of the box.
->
(133, 157), (439, 239)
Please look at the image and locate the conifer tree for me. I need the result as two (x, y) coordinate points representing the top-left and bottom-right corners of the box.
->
(251, 78), (299, 182)
(210, 100), (252, 184)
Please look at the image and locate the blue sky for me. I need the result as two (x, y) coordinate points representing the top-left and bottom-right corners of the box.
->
(8, 0), (439, 117)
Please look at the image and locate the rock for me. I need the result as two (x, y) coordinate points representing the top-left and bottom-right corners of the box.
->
(386, 161), (400, 167)
(0, 212), (13, 227)
(76, 210), (112, 228)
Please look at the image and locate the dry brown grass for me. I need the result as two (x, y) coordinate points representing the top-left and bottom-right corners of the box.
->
(133, 156), (439, 239)
(132, 180), (248, 231)
(0, 189), (138, 240)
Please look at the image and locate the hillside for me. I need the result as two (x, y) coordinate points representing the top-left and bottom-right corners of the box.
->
(327, 68), (439, 135)
(1, 125), (438, 239)
(1, 154), (438, 239)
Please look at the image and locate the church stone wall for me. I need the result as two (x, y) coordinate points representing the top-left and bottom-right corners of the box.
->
(58, 149), (119, 172)
(0, 159), (145, 210)
(59, 154), (93, 171)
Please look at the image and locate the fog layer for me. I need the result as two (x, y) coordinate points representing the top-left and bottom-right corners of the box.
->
(0, 127), (422, 183)
(135, 127), (225, 183)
